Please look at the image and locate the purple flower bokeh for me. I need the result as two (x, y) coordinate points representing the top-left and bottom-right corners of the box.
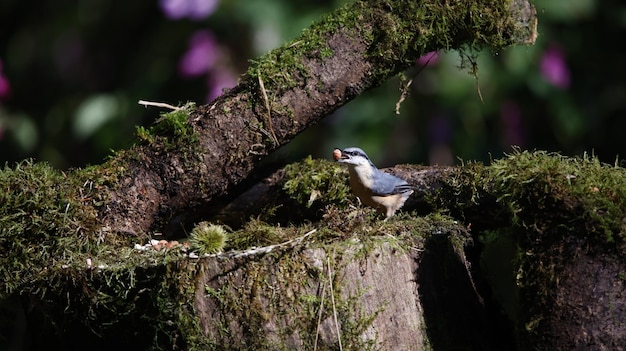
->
(0, 59), (10, 101)
(417, 51), (440, 67)
(178, 30), (219, 78)
(540, 45), (570, 89)
(161, 0), (236, 103)
(159, 0), (219, 20)
(178, 30), (237, 102)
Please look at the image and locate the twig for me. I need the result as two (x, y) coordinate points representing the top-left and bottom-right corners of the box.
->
(257, 75), (279, 145)
(475, 74), (484, 104)
(138, 100), (181, 111)
(327, 256), (343, 351)
(229, 229), (317, 259)
(394, 78), (413, 115)
(313, 280), (327, 351)
(395, 51), (440, 115)
(471, 59), (484, 104)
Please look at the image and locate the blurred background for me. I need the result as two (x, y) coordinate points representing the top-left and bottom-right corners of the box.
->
(0, 0), (625, 170)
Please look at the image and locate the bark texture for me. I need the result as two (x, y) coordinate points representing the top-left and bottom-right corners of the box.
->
(190, 231), (514, 350)
(194, 241), (430, 350)
(546, 245), (626, 350)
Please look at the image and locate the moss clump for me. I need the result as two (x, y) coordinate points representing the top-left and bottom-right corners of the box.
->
(189, 222), (228, 254)
(423, 162), (489, 215)
(244, 0), (357, 92)
(135, 104), (197, 150)
(283, 156), (353, 209)
(4, 248), (201, 350)
(225, 218), (316, 251)
(421, 149), (626, 250)
(0, 160), (106, 299)
(0, 158), (199, 349)
(487, 149), (626, 246)
(245, 0), (523, 91)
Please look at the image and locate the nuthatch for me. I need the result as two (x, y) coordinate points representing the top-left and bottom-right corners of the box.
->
(333, 147), (413, 219)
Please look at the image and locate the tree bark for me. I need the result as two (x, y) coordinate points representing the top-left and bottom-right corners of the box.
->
(94, 0), (537, 238)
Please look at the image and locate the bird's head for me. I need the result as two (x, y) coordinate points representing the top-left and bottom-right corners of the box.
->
(333, 147), (375, 168)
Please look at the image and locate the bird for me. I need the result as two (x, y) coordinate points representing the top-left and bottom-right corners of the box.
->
(333, 147), (413, 219)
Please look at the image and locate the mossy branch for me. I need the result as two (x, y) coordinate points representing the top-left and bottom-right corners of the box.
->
(89, 0), (537, 238)
(0, 0), (539, 252)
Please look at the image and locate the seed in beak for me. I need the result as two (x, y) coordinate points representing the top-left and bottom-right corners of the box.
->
(332, 149), (342, 161)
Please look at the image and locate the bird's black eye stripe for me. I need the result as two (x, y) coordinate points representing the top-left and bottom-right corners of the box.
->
(343, 149), (368, 159)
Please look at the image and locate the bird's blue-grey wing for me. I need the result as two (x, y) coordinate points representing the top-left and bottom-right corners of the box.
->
(370, 171), (412, 196)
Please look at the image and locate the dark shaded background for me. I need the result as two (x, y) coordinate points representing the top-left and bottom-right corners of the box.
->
(1, 0), (625, 170)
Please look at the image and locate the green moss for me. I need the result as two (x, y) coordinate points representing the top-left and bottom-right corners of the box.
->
(135, 105), (197, 150)
(0, 160), (106, 298)
(153, 259), (207, 350)
(195, 225), (390, 349)
(283, 156), (352, 209)
(408, 149), (626, 347)
(189, 222), (228, 254)
(487, 149), (626, 245)
(0, 233), (193, 347)
(0, 0), (535, 343)
(190, 212), (467, 350)
(422, 149), (626, 251)
(362, 0), (521, 80)
(244, 1), (357, 92)
(424, 162), (487, 215)
(242, 0), (521, 108)
(226, 218), (314, 251)
(14, 147), (622, 349)
(0, 157), (201, 349)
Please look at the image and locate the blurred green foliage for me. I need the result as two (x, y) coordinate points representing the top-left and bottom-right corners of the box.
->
(0, 0), (625, 170)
